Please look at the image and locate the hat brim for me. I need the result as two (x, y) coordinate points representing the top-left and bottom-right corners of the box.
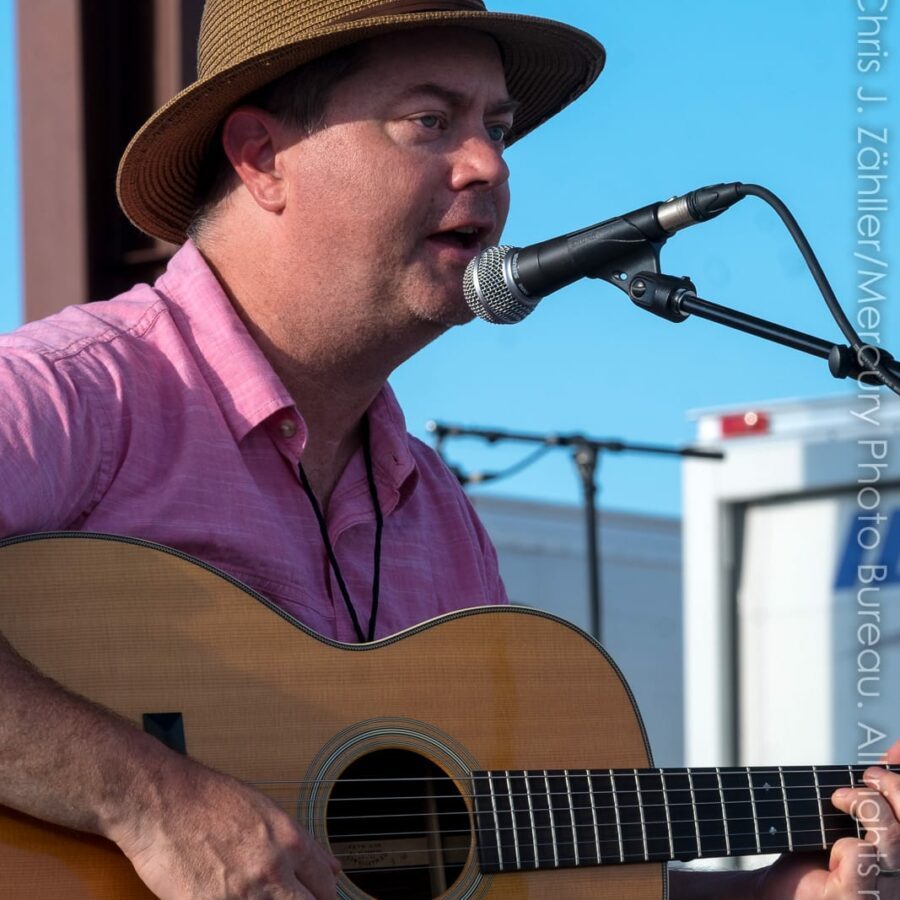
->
(117, 10), (605, 245)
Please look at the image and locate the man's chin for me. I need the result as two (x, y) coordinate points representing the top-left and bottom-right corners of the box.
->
(419, 302), (476, 330)
(408, 286), (477, 330)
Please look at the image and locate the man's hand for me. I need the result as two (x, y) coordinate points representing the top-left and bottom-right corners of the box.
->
(753, 740), (900, 899)
(110, 754), (341, 899)
(0, 631), (341, 899)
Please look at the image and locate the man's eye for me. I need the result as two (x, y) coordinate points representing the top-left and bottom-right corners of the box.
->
(418, 115), (443, 130)
(487, 124), (510, 144)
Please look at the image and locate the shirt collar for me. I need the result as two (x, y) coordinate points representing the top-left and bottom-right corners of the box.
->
(155, 241), (295, 443)
(156, 242), (420, 506)
(366, 384), (419, 510)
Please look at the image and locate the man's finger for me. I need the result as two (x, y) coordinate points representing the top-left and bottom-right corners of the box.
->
(881, 739), (900, 765)
(290, 839), (339, 900)
(834, 782), (900, 872)
(825, 837), (879, 898)
(865, 766), (900, 818)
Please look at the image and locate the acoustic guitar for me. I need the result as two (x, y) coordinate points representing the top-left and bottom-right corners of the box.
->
(0, 532), (880, 899)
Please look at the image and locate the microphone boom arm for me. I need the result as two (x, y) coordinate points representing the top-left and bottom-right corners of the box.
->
(619, 271), (900, 382)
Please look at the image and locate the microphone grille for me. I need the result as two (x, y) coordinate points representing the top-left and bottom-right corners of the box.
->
(463, 246), (536, 325)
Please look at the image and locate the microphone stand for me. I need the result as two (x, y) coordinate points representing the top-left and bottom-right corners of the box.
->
(612, 270), (900, 382)
(428, 423), (724, 643)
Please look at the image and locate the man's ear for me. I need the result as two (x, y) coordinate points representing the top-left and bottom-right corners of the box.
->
(221, 108), (287, 212)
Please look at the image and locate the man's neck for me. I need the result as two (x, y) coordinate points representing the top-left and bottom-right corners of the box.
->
(239, 312), (391, 508)
(197, 237), (441, 508)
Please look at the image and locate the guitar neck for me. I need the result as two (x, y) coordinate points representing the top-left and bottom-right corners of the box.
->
(473, 764), (893, 873)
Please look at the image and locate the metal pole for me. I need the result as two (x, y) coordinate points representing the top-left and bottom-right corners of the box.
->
(574, 443), (602, 643)
(427, 421), (724, 645)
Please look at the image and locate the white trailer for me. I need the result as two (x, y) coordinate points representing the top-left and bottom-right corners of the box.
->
(683, 394), (900, 772)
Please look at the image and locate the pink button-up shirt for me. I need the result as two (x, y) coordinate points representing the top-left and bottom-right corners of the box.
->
(0, 242), (507, 640)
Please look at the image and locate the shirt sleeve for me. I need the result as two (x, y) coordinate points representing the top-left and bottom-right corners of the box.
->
(0, 349), (110, 538)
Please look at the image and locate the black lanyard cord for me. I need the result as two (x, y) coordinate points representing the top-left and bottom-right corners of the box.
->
(297, 415), (383, 643)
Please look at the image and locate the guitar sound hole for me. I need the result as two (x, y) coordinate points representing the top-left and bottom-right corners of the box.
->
(326, 748), (470, 899)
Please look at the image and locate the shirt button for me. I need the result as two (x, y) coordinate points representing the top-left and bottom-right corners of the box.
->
(279, 419), (297, 438)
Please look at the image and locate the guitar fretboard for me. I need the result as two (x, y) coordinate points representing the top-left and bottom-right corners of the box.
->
(472, 765), (888, 873)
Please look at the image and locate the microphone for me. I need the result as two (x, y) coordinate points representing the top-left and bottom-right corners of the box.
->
(464, 182), (745, 324)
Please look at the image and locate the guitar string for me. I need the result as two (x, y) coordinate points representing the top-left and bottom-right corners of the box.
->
(323, 819), (861, 867)
(250, 765), (894, 787)
(320, 815), (855, 844)
(304, 816), (854, 855)
(275, 787), (870, 804)
(261, 770), (874, 870)
(259, 782), (880, 807)
(302, 797), (855, 823)
(278, 800), (852, 822)
(287, 799), (866, 842)
(273, 800), (867, 848)
(261, 779), (883, 802)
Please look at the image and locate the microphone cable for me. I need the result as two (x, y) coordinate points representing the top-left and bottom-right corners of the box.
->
(725, 183), (900, 394)
(456, 444), (553, 486)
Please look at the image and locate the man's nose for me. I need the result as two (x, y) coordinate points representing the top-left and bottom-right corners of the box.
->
(449, 131), (510, 192)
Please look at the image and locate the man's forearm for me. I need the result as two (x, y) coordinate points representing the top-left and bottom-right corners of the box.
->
(0, 629), (342, 898)
(0, 629), (168, 840)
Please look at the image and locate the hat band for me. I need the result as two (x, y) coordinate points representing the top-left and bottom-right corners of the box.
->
(338, 0), (487, 24)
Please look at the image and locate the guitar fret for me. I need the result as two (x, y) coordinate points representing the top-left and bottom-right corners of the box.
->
(610, 770), (625, 863)
(564, 770), (579, 866)
(547, 771), (577, 866)
(660, 769), (675, 859)
(719, 768), (756, 856)
(812, 767), (827, 849)
(566, 771), (597, 866)
(524, 771), (540, 868)
(526, 771), (555, 869)
(747, 767), (762, 854)
(586, 769), (602, 864)
(584, 769), (603, 866)
(472, 772), (502, 873)
(635, 769), (669, 863)
(544, 771), (559, 868)
(506, 772), (535, 870)
(750, 768), (790, 853)
(589, 771), (622, 864)
(781, 767), (824, 853)
(690, 769), (729, 858)
(715, 768), (731, 857)
(778, 767), (793, 853)
(687, 769), (702, 857)
(817, 766), (867, 846)
(664, 770), (699, 861)
(505, 771), (522, 870)
(487, 773), (504, 872)
(849, 766), (863, 840)
(634, 769), (649, 862)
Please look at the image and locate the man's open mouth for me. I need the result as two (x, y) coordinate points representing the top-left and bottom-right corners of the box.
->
(429, 227), (482, 251)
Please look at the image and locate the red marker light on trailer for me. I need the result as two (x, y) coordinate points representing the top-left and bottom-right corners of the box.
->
(720, 410), (770, 438)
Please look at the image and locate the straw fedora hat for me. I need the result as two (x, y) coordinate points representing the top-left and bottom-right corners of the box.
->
(116, 0), (605, 245)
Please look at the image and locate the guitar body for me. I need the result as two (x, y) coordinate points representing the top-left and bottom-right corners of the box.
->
(0, 533), (665, 899)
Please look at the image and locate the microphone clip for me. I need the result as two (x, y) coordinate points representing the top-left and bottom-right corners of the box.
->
(594, 237), (694, 323)
(627, 272), (696, 324)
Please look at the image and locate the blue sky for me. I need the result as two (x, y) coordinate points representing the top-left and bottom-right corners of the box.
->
(0, 0), (18, 333)
(1, 3), (895, 515)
